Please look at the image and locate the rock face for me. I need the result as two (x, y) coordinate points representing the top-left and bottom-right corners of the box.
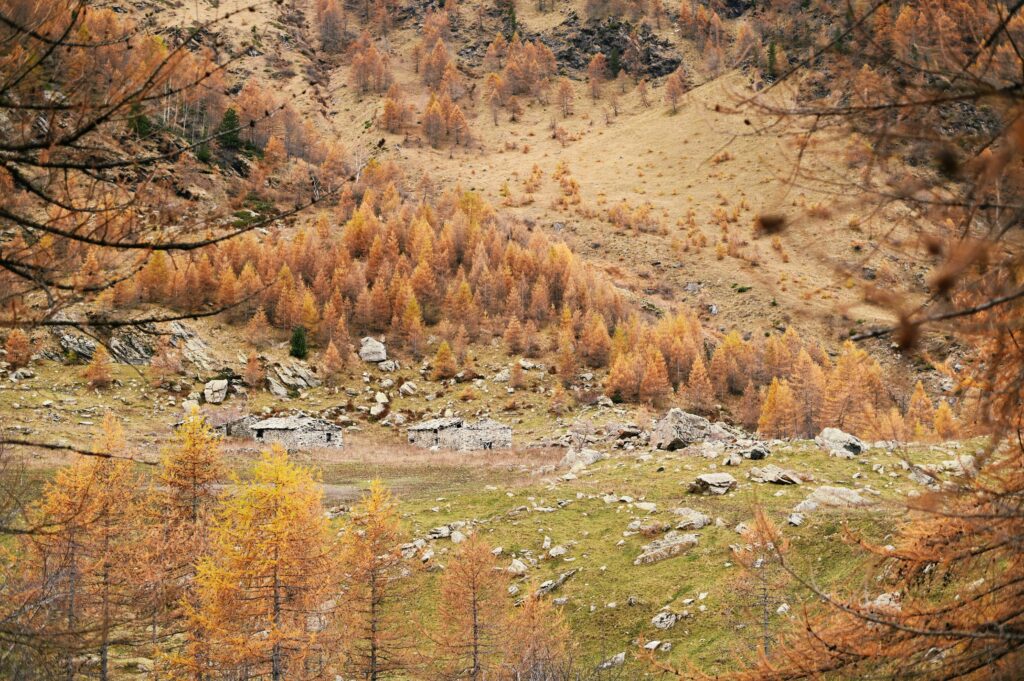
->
(749, 465), (802, 485)
(794, 486), (872, 513)
(634, 531), (699, 565)
(553, 14), (681, 78)
(815, 428), (865, 458)
(359, 337), (387, 363)
(203, 379), (229, 404)
(688, 473), (737, 495)
(652, 409), (712, 450)
(267, 361), (321, 397)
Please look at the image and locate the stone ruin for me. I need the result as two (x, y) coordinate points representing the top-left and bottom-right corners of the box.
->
(249, 413), (343, 451)
(406, 417), (512, 451)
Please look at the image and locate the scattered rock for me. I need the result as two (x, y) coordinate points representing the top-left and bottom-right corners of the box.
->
(742, 443), (771, 460)
(651, 611), (677, 630)
(359, 337), (387, 363)
(378, 359), (399, 372)
(671, 508), (711, 530)
(597, 652), (626, 670)
(536, 569), (577, 596)
(508, 559), (529, 576)
(560, 447), (607, 470)
(634, 532), (699, 565)
(749, 464), (802, 485)
(787, 513), (805, 526)
(203, 379), (229, 405)
(652, 409), (712, 450)
(815, 428), (865, 458)
(688, 473), (737, 495)
(794, 486), (872, 513)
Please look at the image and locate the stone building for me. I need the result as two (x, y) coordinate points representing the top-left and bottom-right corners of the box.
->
(249, 414), (343, 450)
(407, 417), (512, 451)
(406, 417), (464, 449)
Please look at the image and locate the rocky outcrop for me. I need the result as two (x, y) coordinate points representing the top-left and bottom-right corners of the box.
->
(652, 409), (712, 450)
(266, 361), (321, 397)
(688, 473), (737, 495)
(359, 337), (387, 363)
(552, 14), (681, 78)
(634, 531), (699, 565)
(815, 428), (865, 458)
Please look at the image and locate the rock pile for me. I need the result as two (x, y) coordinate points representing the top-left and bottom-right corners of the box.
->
(688, 473), (737, 495)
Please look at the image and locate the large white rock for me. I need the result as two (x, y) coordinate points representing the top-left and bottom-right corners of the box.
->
(794, 485), (872, 513)
(815, 428), (865, 458)
(671, 507), (711, 530)
(652, 409), (712, 450)
(634, 531), (699, 565)
(359, 337), (387, 363)
(203, 379), (228, 404)
(560, 447), (607, 470)
(688, 473), (738, 495)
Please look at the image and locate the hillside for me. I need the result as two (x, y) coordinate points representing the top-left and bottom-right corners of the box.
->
(3, 0), (1020, 679)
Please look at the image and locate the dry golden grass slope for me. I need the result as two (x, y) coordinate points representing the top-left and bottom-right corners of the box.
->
(135, 0), (934, 352)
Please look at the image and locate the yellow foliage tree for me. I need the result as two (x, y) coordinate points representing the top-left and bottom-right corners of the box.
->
(906, 380), (935, 438)
(758, 378), (799, 438)
(338, 480), (415, 680)
(181, 447), (338, 680)
(85, 344), (113, 388)
(686, 354), (715, 414)
(433, 535), (509, 680)
(933, 400), (959, 440)
(12, 415), (144, 678)
(431, 341), (459, 380)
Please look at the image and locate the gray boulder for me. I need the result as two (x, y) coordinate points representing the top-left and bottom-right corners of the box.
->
(203, 379), (229, 404)
(652, 409), (712, 450)
(634, 531), (699, 565)
(794, 486), (872, 513)
(742, 443), (771, 460)
(815, 428), (865, 458)
(651, 611), (678, 630)
(560, 447), (607, 470)
(671, 507), (711, 530)
(359, 337), (387, 363)
(749, 464), (802, 485)
(688, 473), (737, 495)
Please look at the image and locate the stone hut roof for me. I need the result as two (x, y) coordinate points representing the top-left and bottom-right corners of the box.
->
(407, 417), (464, 432)
(250, 415), (341, 432)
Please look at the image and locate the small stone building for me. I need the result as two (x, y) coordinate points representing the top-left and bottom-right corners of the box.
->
(249, 414), (343, 450)
(407, 417), (464, 449)
(407, 417), (512, 451)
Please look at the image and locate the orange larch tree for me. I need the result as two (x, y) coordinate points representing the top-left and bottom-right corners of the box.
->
(432, 535), (509, 680)
(338, 480), (416, 680)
